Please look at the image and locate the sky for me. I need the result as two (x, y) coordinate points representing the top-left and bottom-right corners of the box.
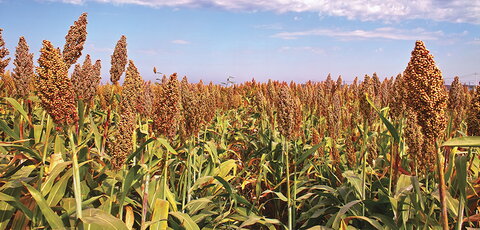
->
(0, 0), (479, 84)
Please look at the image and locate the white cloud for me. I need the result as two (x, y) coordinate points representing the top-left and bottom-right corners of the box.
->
(254, 23), (283, 30)
(470, 38), (480, 45)
(272, 27), (444, 41)
(171, 39), (190, 44)
(44, 0), (480, 24)
(84, 43), (113, 53)
(279, 46), (325, 54)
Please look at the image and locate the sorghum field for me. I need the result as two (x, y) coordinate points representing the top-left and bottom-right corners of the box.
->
(0, 13), (479, 230)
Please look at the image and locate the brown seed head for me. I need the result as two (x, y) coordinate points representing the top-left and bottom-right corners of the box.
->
(153, 74), (181, 139)
(108, 108), (135, 169)
(403, 40), (447, 142)
(35, 40), (78, 126)
(71, 54), (102, 102)
(404, 109), (426, 172)
(448, 76), (464, 112)
(62, 13), (88, 68)
(448, 76), (466, 132)
(0, 29), (10, 75)
(276, 84), (296, 140)
(121, 60), (144, 113)
(327, 90), (342, 138)
(372, 72), (381, 95)
(467, 85), (480, 136)
(110, 35), (127, 84)
(12, 36), (34, 98)
(179, 76), (203, 140)
(359, 74), (376, 124)
(390, 74), (407, 119)
(1, 71), (15, 97)
(141, 81), (154, 118)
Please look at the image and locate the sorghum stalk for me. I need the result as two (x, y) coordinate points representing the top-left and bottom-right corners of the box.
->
(69, 128), (83, 220)
(403, 40), (448, 229)
(276, 85), (300, 230)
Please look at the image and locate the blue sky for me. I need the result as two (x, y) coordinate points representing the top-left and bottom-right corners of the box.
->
(0, 0), (479, 84)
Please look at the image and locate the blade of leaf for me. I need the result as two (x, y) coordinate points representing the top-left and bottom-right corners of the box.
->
(22, 182), (65, 229)
(82, 208), (129, 230)
(150, 199), (169, 230)
(169, 211), (200, 230)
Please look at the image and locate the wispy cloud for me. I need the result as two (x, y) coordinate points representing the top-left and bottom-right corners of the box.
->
(470, 37), (480, 45)
(43, 0), (480, 24)
(272, 27), (444, 41)
(84, 43), (113, 53)
(278, 46), (325, 54)
(171, 39), (190, 45)
(254, 23), (283, 30)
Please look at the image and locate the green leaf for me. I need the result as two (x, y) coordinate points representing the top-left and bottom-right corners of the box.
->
(331, 200), (362, 229)
(0, 200), (15, 230)
(306, 226), (332, 230)
(371, 214), (397, 229)
(82, 208), (129, 230)
(62, 196), (103, 218)
(157, 138), (178, 155)
(343, 216), (383, 229)
(455, 155), (468, 200)
(214, 176), (233, 195)
(41, 161), (71, 196)
(1, 165), (36, 190)
(170, 212), (200, 230)
(3, 97), (32, 126)
(22, 182), (65, 229)
(150, 199), (169, 230)
(90, 115), (103, 153)
(126, 138), (156, 163)
(0, 120), (19, 140)
(262, 190), (288, 202)
(118, 165), (141, 209)
(395, 174), (413, 198)
(442, 136), (480, 147)
(47, 169), (72, 206)
(297, 143), (322, 166)
(343, 171), (363, 197)
(0, 192), (15, 202)
(185, 198), (212, 215)
(365, 95), (399, 143)
(214, 159), (237, 178)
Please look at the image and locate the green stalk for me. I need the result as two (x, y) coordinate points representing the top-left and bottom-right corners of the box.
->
(361, 122), (367, 216)
(141, 137), (150, 230)
(69, 128), (83, 220)
(141, 173), (150, 230)
(456, 196), (464, 230)
(293, 141), (297, 227)
(283, 136), (292, 230)
(436, 144), (448, 230)
(456, 147), (470, 230)
(107, 177), (116, 214)
(38, 114), (52, 190)
(388, 142), (394, 196)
